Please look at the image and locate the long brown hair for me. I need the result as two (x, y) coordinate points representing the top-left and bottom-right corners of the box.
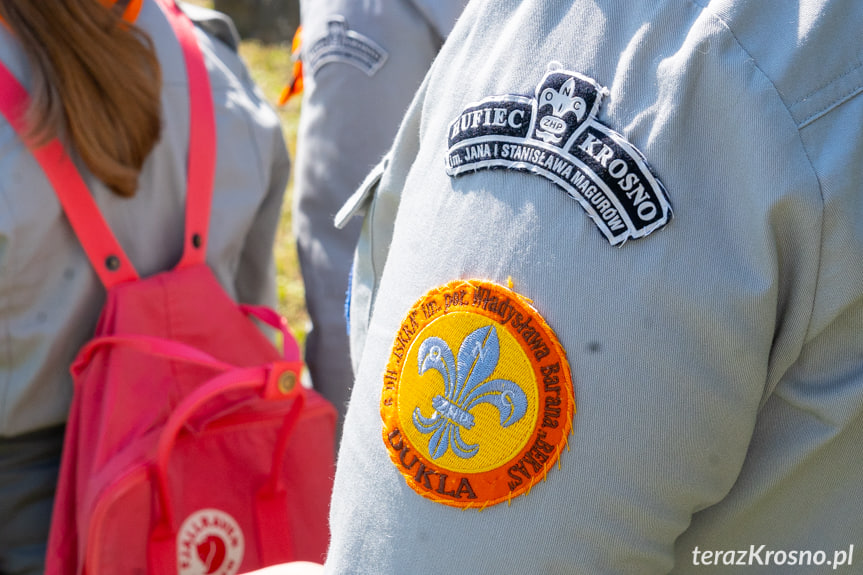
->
(0, 0), (162, 197)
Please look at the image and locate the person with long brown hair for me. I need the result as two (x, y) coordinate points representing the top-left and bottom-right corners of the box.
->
(0, 0), (162, 198)
(0, 0), (289, 572)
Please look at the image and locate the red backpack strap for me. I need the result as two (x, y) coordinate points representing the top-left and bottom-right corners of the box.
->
(0, 63), (140, 287)
(156, 0), (217, 269)
(0, 0), (215, 288)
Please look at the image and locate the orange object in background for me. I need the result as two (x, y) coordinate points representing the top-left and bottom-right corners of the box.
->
(279, 25), (304, 105)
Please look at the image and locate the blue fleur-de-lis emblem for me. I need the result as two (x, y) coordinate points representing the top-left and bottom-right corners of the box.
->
(412, 325), (529, 460)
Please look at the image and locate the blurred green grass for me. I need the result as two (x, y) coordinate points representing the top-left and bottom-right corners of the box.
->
(185, 0), (308, 341)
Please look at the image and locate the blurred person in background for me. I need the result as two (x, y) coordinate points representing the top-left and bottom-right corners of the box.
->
(0, 0), (288, 571)
(289, 0), (468, 433)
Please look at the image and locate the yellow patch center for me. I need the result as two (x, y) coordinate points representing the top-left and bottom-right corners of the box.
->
(397, 312), (540, 474)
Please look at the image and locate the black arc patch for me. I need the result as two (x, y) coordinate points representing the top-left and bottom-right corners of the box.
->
(445, 63), (672, 245)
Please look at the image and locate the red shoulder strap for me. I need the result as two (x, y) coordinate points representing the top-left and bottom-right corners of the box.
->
(0, 0), (216, 288)
(0, 65), (140, 286)
(156, 0), (216, 270)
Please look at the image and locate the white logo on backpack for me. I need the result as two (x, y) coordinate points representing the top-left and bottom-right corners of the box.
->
(178, 509), (245, 575)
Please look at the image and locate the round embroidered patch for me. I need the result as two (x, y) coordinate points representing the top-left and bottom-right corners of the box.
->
(381, 279), (574, 509)
(177, 509), (244, 575)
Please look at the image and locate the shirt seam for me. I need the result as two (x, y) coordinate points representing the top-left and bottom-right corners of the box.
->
(798, 80), (863, 129)
(791, 61), (863, 106)
(684, 0), (826, 366)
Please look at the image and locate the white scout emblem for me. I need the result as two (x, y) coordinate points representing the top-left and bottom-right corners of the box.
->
(305, 15), (388, 77)
(177, 509), (244, 575)
(446, 62), (672, 245)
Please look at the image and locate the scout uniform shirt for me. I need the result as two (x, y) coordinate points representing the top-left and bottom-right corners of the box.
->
(293, 0), (468, 421)
(0, 0), (290, 437)
(328, 0), (863, 572)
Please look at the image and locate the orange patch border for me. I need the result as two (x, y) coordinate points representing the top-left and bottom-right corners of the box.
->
(380, 279), (575, 509)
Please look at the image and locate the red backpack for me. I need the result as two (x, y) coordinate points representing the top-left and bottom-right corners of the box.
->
(0, 1), (335, 573)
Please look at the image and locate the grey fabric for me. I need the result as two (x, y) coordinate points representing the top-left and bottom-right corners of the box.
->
(293, 0), (468, 425)
(179, 1), (241, 52)
(0, 0), (289, 437)
(327, 0), (863, 573)
(0, 425), (64, 575)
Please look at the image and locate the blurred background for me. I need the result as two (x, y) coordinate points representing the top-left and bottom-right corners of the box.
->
(212, 0), (298, 43)
(187, 0), (309, 343)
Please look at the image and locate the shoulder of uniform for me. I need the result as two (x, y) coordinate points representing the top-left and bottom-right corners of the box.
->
(178, 1), (240, 52)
